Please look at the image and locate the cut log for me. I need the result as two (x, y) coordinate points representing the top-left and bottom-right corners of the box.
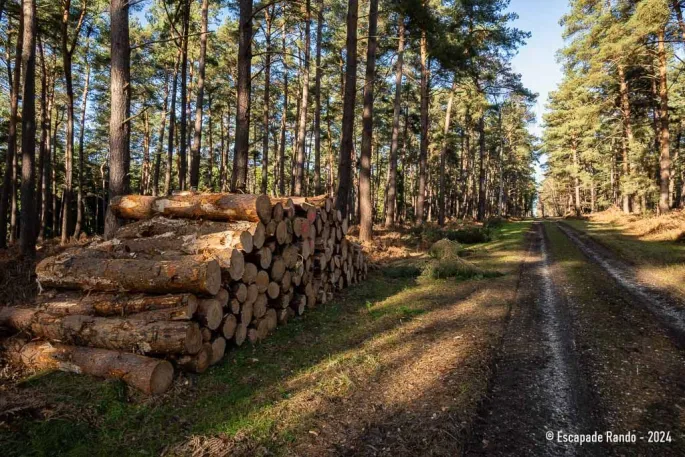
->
(265, 308), (278, 331)
(272, 202), (284, 222)
(241, 263), (258, 284)
(247, 247), (272, 270)
(110, 193), (273, 224)
(247, 328), (260, 344)
(267, 282), (280, 299)
(253, 294), (267, 319)
(231, 282), (248, 303)
(222, 314), (238, 339)
(214, 288), (229, 309)
(127, 306), (196, 321)
(276, 308), (290, 325)
(36, 254), (221, 296)
(228, 298), (241, 315)
(210, 337), (226, 365)
(239, 302), (253, 324)
(291, 295), (306, 316)
(255, 270), (269, 293)
(246, 283), (259, 304)
(213, 249), (245, 282)
(197, 299), (223, 330)
(4, 340), (174, 394)
(0, 309), (203, 355)
(234, 322), (248, 346)
(175, 342), (212, 373)
(35, 292), (198, 318)
(270, 256), (286, 282)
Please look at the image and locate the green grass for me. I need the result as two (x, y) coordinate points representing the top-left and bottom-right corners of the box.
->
(562, 219), (685, 266)
(0, 221), (533, 457)
(562, 218), (685, 298)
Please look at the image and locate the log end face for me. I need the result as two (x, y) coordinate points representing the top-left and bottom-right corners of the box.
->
(205, 260), (222, 296)
(184, 323), (204, 355)
(150, 360), (174, 395)
(256, 195), (273, 224)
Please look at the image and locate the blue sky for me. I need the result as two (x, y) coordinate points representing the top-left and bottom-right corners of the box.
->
(507, 0), (569, 183)
(508, 0), (568, 136)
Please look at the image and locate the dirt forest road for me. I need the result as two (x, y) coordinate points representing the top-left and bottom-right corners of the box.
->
(466, 222), (685, 456)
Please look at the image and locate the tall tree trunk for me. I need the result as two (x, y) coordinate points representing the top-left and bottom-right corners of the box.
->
(20, 0), (37, 256)
(313, 0), (324, 195)
(105, 0), (131, 240)
(658, 28), (671, 214)
(38, 38), (52, 241)
(278, 15), (288, 196)
(327, 94), (334, 196)
(140, 111), (151, 194)
(359, 0), (378, 242)
(207, 94), (214, 190)
(385, 15), (404, 228)
(165, 52), (180, 195)
(673, 0), (685, 39)
(261, 6), (273, 194)
(74, 48), (91, 238)
(294, 0), (312, 196)
(0, 13), (22, 248)
(190, 0), (209, 189)
(572, 140), (581, 216)
(179, 0), (190, 190)
(335, 0), (358, 218)
(477, 115), (486, 221)
(153, 70), (170, 197)
(60, 0), (87, 244)
(439, 79), (456, 226)
(617, 64), (633, 214)
(232, 0), (253, 192)
(416, 29), (429, 224)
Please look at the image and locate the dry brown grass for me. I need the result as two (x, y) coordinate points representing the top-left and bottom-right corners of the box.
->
(588, 206), (685, 242)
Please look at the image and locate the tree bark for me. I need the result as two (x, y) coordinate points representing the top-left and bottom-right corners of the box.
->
(278, 16), (288, 196)
(36, 253), (222, 296)
(110, 193), (272, 223)
(477, 115), (487, 221)
(0, 13), (22, 248)
(261, 6), (273, 194)
(417, 29), (429, 224)
(105, 0), (131, 239)
(153, 70), (170, 196)
(232, 0), (253, 192)
(20, 0), (37, 256)
(74, 45), (91, 238)
(4, 340), (174, 394)
(439, 79), (456, 226)
(294, 0), (312, 196)
(1, 309), (203, 355)
(617, 64), (633, 214)
(385, 16), (404, 228)
(359, 0), (378, 242)
(190, 0), (209, 189)
(335, 0), (358, 218)
(313, 0), (324, 195)
(657, 28), (671, 214)
(179, 0), (190, 190)
(165, 52), (181, 195)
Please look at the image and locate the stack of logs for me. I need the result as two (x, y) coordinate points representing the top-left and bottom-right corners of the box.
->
(0, 193), (367, 394)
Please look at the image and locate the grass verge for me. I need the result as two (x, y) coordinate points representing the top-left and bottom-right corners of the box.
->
(562, 218), (685, 298)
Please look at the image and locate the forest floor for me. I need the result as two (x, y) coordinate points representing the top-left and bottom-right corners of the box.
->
(2, 215), (685, 456)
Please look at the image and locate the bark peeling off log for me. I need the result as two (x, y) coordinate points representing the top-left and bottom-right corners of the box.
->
(110, 193), (272, 224)
(4, 340), (174, 394)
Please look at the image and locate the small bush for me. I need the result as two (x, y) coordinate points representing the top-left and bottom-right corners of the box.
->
(443, 227), (491, 244)
(382, 265), (422, 278)
(428, 239), (462, 260)
(422, 257), (484, 280)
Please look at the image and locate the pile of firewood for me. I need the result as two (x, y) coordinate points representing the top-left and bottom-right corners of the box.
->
(0, 193), (367, 394)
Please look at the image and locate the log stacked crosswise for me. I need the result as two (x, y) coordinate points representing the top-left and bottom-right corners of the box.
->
(0, 193), (367, 394)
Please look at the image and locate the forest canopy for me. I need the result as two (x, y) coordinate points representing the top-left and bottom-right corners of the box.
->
(0, 0), (537, 255)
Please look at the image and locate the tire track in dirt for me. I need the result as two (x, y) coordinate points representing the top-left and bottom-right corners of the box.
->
(556, 222), (685, 346)
(465, 223), (594, 456)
